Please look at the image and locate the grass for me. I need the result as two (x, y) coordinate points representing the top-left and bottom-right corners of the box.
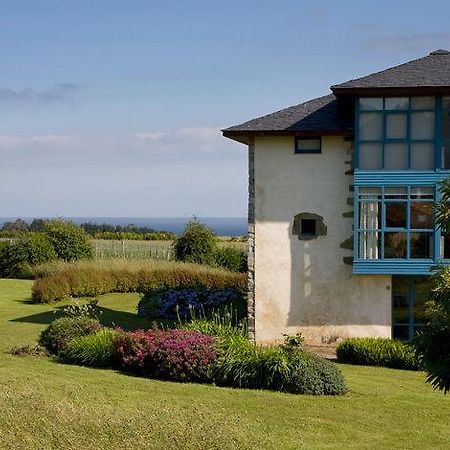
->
(32, 257), (242, 279)
(0, 279), (449, 449)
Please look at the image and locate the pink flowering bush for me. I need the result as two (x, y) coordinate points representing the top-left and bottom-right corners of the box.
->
(114, 329), (217, 383)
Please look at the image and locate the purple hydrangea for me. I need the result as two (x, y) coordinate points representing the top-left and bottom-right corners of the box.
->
(138, 288), (241, 320)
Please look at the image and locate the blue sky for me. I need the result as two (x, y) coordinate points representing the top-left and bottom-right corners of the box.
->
(2, 0), (450, 217)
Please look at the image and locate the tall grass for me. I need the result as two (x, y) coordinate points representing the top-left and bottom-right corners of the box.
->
(31, 259), (247, 303)
(92, 239), (173, 260)
(92, 239), (247, 261)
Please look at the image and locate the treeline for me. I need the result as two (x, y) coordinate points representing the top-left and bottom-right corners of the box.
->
(0, 219), (177, 241)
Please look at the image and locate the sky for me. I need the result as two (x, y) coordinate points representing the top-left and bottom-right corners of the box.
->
(2, 0), (450, 218)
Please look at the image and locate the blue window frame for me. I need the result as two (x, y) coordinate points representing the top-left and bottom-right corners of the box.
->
(356, 185), (437, 260)
(356, 97), (438, 170)
(392, 276), (431, 341)
(295, 137), (321, 154)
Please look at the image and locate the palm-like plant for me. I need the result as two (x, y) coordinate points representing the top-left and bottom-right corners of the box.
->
(413, 180), (450, 393)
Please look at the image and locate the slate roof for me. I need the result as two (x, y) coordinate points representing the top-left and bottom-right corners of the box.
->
(224, 50), (450, 139)
(332, 49), (450, 93)
(223, 94), (352, 135)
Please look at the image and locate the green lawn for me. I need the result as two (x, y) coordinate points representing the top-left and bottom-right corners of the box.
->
(0, 279), (449, 450)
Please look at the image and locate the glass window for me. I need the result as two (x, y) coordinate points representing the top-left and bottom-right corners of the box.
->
(442, 143), (450, 170)
(357, 96), (437, 170)
(411, 97), (435, 110)
(295, 138), (321, 153)
(384, 143), (408, 169)
(392, 276), (432, 341)
(411, 143), (434, 170)
(385, 186), (407, 198)
(386, 203), (407, 228)
(359, 231), (381, 259)
(411, 187), (434, 200)
(410, 203), (434, 229)
(359, 113), (383, 140)
(442, 97), (450, 140)
(386, 113), (408, 139)
(385, 232), (407, 258)
(410, 233), (433, 258)
(411, 111), (435, 140)
(359, 97), (383, 110)
(359, 143), (382, 169)
(357, 185), (436, 260)
(385, 97), (409, 110)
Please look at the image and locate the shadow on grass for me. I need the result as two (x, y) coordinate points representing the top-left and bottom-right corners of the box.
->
(10, 306), (155, 331)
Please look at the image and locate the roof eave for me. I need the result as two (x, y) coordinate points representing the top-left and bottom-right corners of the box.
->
(332, 85), (450, 96)
(223, 129), (354, 145)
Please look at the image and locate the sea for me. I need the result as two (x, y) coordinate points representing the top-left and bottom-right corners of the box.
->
(0, 217), (248, 237)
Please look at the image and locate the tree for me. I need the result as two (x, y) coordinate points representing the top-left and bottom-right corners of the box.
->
(172, 221), (217, 264)
(43, 219), (94, 262)
(413, 179), (450, 393)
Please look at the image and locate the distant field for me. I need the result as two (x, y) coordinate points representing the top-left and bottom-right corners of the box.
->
(92, 239), (247, 260)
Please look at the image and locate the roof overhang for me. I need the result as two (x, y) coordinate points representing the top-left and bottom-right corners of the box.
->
(332, 86), (450, 97)
(223, 129), (354, 145)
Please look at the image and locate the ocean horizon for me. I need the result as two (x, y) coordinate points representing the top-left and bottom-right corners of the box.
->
(0, 216), (248, 237)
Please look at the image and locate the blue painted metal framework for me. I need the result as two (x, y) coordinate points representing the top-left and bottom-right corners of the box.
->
(353, 95), (450, 275)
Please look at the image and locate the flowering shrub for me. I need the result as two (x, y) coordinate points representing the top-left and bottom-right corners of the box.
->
(114, 329), (217, 383)
(137, 288), (244, 320)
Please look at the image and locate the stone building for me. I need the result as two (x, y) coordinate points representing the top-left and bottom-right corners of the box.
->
(223, 50), (450, 344)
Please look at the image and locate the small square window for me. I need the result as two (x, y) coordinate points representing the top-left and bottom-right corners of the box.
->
(301, 219), (316, 238)
(295, 137), (321, 154)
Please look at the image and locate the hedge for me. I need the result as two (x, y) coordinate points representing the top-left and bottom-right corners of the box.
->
(336, 337), (421, 371)
(31, 265), (246, 303)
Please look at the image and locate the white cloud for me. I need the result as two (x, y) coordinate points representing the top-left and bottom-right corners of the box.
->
(0, 83), (82, 104)
(0, 127), (247, 216)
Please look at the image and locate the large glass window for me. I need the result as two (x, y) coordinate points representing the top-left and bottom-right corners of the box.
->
(358, 97), (436, 170)
(357, 186), (435, 259)
(392, 276), (432, 341)
(442, 97), (450, 169)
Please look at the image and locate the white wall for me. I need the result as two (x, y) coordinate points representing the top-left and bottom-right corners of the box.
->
(254, 136), (391, 344)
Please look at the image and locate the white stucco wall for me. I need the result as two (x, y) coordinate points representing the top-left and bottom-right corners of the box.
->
(253, 135), (391, 344)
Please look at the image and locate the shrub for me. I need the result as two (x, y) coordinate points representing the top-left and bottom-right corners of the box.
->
(173, 221), (217, 265)
(179, 307), (247, 340)
(0, 233), (57, 277)
(31, 262), (246, 303)
(43, 220), (94, 262)
(9, 344), (48, 357)
(412, 265), (450, 392)
(60, 328), (117, 367)
(213, 338), (347, 395)
(39, 316), (102, 355)
(213, 246), (247, 273)
(336, 337), (421, 371)
(137, 288), (245, 320)
(114, 329), (217, 383)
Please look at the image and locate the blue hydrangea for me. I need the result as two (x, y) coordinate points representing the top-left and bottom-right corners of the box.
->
(138, 288), (241, 320)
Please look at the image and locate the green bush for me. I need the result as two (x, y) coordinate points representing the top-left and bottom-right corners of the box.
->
(43, 220), (94, 262)
(179, 307), (247, 339)
(213, 338), (347, 395)
(336, 337), (421, 371)
(31, 264), (246, 303)
(213, 246), (247, 273)
(59, 328), (117, 367)
(39, 316), (102, 355)
(0, 233), (57, 277)
(173, 221), (217, 265)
